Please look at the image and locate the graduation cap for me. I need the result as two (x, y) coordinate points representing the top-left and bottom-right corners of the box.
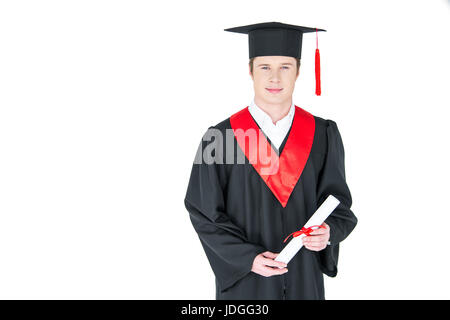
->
(224, 22), (326, 96)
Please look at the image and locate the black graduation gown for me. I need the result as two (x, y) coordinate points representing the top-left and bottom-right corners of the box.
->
(184, 106), (357, 300)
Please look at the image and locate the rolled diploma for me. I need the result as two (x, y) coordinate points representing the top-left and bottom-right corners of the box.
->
(275, 195), (340, 264)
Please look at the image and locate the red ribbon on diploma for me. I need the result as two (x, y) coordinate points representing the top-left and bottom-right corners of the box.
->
(283, 225), (326, 243)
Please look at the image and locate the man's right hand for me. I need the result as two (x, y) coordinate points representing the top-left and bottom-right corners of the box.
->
(251, 251), (288, 277)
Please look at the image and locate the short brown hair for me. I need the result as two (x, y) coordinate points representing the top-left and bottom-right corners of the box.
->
(249, 57), (301, 75)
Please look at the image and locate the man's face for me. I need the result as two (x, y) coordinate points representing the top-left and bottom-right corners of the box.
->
(250, 56), (299, 105)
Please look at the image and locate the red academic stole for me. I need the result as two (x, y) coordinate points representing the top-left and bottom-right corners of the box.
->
(230, 106), (315, 208)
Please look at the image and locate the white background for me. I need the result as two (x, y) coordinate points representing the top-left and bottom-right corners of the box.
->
(0, 0), (449, 299)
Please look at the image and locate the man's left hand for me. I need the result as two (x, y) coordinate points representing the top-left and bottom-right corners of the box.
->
(302, 222), (330, 251)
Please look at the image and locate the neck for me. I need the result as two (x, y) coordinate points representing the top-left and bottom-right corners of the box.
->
(253, 97), (292, 124)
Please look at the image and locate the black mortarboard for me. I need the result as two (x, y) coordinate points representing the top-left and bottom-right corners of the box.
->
(224, 22), (326, 95)
(224, 22), (326, 59)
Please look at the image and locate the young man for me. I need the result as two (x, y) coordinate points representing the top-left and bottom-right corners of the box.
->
(184, 22), (357, 300)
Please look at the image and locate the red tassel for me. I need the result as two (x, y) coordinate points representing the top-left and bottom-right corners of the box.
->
(315, 49), (321, 96)
(315, 29), (321, 96)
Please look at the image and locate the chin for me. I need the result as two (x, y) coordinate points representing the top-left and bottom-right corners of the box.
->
(264, 94), (285, 103)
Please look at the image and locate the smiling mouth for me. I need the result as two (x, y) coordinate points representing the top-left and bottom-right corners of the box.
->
(266, 88), (283, 94)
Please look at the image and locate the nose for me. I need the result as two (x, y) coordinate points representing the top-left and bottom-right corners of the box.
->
(269, 69), (281, 83)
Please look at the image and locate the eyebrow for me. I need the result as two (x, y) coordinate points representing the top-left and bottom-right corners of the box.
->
(257, 63), (294, 67)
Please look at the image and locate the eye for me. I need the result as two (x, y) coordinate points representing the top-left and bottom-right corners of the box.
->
(282, 66), (290, 70)
(261, 66), (269, 70)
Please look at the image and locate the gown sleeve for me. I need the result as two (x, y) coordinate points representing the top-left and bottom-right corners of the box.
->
(315, 120), (358, 277)
(184, 127), (267, 292)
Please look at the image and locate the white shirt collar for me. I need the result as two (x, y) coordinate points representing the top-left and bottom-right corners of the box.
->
(248, 99), (296, 150)
(248, 99), (295, 127)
